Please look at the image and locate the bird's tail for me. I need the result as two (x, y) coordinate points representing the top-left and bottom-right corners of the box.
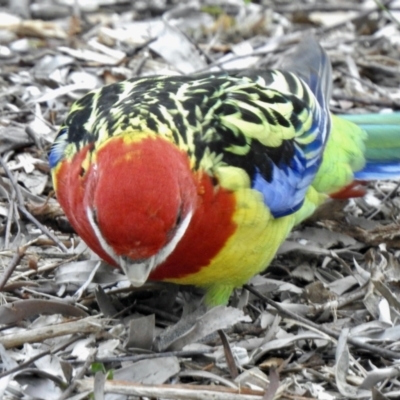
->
(312, 112), (400, 199)
(340, 112), (400, 180)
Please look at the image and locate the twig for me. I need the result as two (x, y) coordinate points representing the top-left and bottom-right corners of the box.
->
(4, 191), (15, 249)
(244, 284), (400, 360)
(0, 156), (25, 206)
(0, 247), (26, 291)
(178, 370), (238, 389)
(8, 259), (74, 282)
(73, 261), (101, 300)
(310, 285), (368, 315)
(76, 379), (265, 399)
(17, 205), (68, 252)
(366, 180), (400, 219)
(58, 349), (97, 400)
(25, 126), (43, 151)
(0, 335), (82, 380)
(130, 303), (180, 323)
(0, 155), (68, 253)
(95, 349), (213, 364)
(0, 317), (102, 349)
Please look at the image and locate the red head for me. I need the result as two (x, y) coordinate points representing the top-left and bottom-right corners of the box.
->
(54, 133), (197, 285)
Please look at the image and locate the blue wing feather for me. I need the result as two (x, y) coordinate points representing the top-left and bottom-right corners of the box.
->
(49, 128), (69, 168)
(251, 38), (332, 218)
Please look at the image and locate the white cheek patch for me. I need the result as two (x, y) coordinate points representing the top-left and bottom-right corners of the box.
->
(86, 206), (193, 287)
(86, 206), (119, 264)
(154, 209), (193, 265)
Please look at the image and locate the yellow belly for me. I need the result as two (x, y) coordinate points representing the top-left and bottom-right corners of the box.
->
(166, 182), (326, 305)
(165, 187), (290, 304)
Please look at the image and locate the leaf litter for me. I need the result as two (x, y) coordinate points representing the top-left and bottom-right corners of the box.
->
(1, 0), (400, 399)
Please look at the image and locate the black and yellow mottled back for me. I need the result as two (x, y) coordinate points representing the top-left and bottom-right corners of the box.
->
(50, 38), (331, 218)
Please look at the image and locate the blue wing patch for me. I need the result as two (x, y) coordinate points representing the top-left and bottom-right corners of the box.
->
(254, 37), (332, 218)
(253, 109), (328, 218)
(252, 146), (320, 218)
(252, 166), (304, 218)
(49, 127), (69, 169)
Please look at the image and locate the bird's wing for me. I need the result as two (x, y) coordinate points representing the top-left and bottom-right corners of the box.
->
(50, 38), (332, 219)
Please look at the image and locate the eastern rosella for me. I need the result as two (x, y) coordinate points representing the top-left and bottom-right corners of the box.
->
(49, 38), (400, 305)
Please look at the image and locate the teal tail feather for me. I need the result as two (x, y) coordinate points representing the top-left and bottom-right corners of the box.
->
(339, 112), (400, 180)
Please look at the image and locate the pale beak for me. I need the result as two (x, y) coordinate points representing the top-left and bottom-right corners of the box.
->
(118, 255), (156, 287)
(117, 210), (193, 287)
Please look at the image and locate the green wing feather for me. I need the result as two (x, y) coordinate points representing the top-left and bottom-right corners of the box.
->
(312, 115), (367, 195)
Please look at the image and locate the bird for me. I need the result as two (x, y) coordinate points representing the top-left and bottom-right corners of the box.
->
(49, 37), (400, 306)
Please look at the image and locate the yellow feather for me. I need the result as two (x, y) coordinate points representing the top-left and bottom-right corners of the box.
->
(164, 184), (294, 305)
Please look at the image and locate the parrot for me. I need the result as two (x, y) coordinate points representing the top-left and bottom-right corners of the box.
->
(49, 37), (400, 306)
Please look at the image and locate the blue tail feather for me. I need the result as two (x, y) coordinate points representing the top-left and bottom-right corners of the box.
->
(340, 112), (400, 181)
(355, 162), (400, 180)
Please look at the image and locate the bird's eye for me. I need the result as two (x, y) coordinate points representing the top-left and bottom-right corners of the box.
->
(79, 167), (86, 177)
(92, 208), (99, 225)
(176, 207), (183, 226)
